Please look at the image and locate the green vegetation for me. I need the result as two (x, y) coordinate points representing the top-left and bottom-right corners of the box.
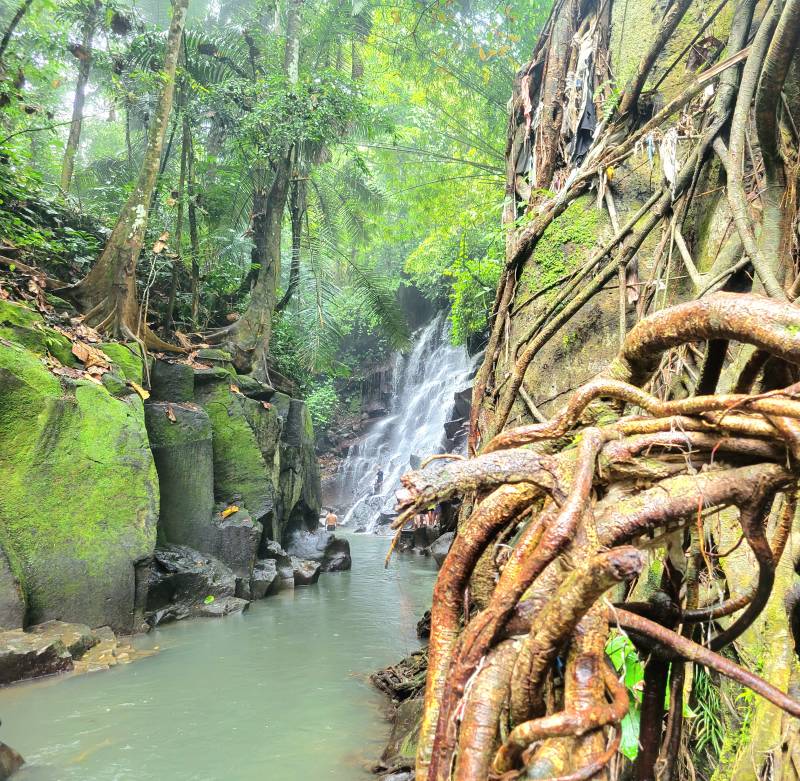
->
(0, 0), (551, 434)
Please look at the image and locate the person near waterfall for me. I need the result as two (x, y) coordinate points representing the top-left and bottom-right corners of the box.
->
(373, 467), (384, 495)
(325, 509), (338, 532)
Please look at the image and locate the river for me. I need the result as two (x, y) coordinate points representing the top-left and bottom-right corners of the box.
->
(0, 533), (436, 780)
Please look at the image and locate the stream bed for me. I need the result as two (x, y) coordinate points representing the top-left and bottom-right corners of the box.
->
(0, 533), (436, 780)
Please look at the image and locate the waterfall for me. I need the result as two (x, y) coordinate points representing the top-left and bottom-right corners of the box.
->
(336, 313), (476, 533)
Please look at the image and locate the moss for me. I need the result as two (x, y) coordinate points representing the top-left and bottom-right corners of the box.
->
(195, 378), (274, 522)
(519, 198), (602, 299)
(100, 342), (146, 385)
(0, 342), (158, 630)
(0, 299), (41, 329)
(0, 299), (75, 366)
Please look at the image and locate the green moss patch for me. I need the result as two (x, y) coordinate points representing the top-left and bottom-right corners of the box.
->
(0, 342), (158, 631)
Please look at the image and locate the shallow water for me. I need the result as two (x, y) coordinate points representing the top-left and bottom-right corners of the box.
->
(0, 533), (436, 781)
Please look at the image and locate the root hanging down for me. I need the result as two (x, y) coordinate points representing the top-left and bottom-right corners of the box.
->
(390, 292), (800, 781)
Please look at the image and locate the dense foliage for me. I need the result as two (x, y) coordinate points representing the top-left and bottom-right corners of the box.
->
(0, 0), (549, 425)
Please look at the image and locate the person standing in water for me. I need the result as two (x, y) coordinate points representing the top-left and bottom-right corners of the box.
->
(373, 467), (384, 495)
(325, 509), (338, 532)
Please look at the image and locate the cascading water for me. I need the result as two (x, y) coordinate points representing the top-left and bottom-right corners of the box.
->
(337, 313), (476, 532)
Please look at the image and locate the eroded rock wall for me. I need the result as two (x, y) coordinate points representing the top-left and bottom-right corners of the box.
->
(0, 299), (322, 633)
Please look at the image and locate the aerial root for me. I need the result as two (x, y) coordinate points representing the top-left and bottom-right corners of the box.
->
(401, 293), (800, 781)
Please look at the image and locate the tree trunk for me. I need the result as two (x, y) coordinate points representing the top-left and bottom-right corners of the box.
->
(187, 131), (201, 322)
(59, 0), (100, 194)
(219, 152), (292, 375)
(211, 0), (303, 373)
(164, 108), (189, 334)
(276, 173), (304, 312)
(0, 0), (33, 67)
(283, 0), (302, 85)
(72, 0), (189, 347)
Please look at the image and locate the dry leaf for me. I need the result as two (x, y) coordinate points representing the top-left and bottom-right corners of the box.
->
(221, 505), (239, 518)
(152, 231), (170, 255)
(229, 384), (241, 395)
(174, 331), (193, 349)
(72, 341), (111, 370)
(166, 404), (177, 422)
(129, 381), (150, 400)
(261, 401), (272, 410)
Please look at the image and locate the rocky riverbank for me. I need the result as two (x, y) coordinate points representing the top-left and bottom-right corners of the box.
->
(0, 297), (349, 681)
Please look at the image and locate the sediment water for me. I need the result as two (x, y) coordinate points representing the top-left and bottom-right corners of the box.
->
(0, 533), (435, 780)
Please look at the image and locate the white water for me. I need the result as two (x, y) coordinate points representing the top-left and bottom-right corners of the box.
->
(337, 314), (475, 532)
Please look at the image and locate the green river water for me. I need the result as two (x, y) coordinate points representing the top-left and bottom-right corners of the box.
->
(0, 533), (436, 780)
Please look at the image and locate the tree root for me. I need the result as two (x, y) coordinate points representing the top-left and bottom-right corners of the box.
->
(404, 293), (800, 780)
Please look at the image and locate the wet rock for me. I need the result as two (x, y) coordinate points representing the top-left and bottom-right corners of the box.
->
(195, 375), (276, 528)
(0, 545), (24, 630)
(0, 629), (73, 684)
(416, 610), (431, 640)
(0, 741), (24, 779)
(208, 507), (262, 598)
(291, 557), (321, 586)
(382, 697), (424, 768)
(195, 596), (249, 618)
(259, 540), (295, 590)
(145, 402), (215, 555)
(277, 399), (322, 542)
(413, 525), (439, 551)
(0, 333), (158, 633)
(28, 621), (97, 658)
(250, 559), (278, 599)
(145, 544), (236, 626)
(429, 532), (454, 568)
(345, 494), (385, 531)
(286, 530), (352, 572)
(383, 772), (414, 781)
(73, 632), (157, 674)
(149, 359), (194, 402)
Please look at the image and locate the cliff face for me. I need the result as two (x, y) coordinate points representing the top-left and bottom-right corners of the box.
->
(0, 299), (321, 633)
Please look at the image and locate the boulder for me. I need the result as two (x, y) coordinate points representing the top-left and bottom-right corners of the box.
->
(195, 596), (249, 618)
(291, 557), (321, 586)
(145, 402), (215, 551)
(0, 337), (158, 633)
(145, 544), (236, 626)
(0, 742), (23, 779)
(0, 545), (24, 630)
(99, 342), (148, 386)
(207, 508), (262, 598)
(413, 525), (439, 550)
(149, 359), (194, 402)
(0, 629), (73, 684)
(194, 375), (276, 527)
(241, 400), (283, 539)
(27, 620), (97, 657)
(382, 697), (424, 769)
(429, 532), (454, 568)
(250, 559), (279, 599)
(277, 399), (322, 542)
(344, 494), (385, 531)
(0, 299), (75, 367)
(259, 540), (295, 591)
(286, 530), (352, 572)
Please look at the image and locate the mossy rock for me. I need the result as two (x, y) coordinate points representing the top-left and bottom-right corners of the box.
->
(99, 342), (146, 385)
(195, 348), (234, 365)
(195, 377), (275, 526)
(0, 299), (75, 367)
(150, 359), (194, 402)
(145, 401), (215, 551)
(0, 342), (158, 631)
(242, 401), (283, 540)
(277, 399), (322, 543)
